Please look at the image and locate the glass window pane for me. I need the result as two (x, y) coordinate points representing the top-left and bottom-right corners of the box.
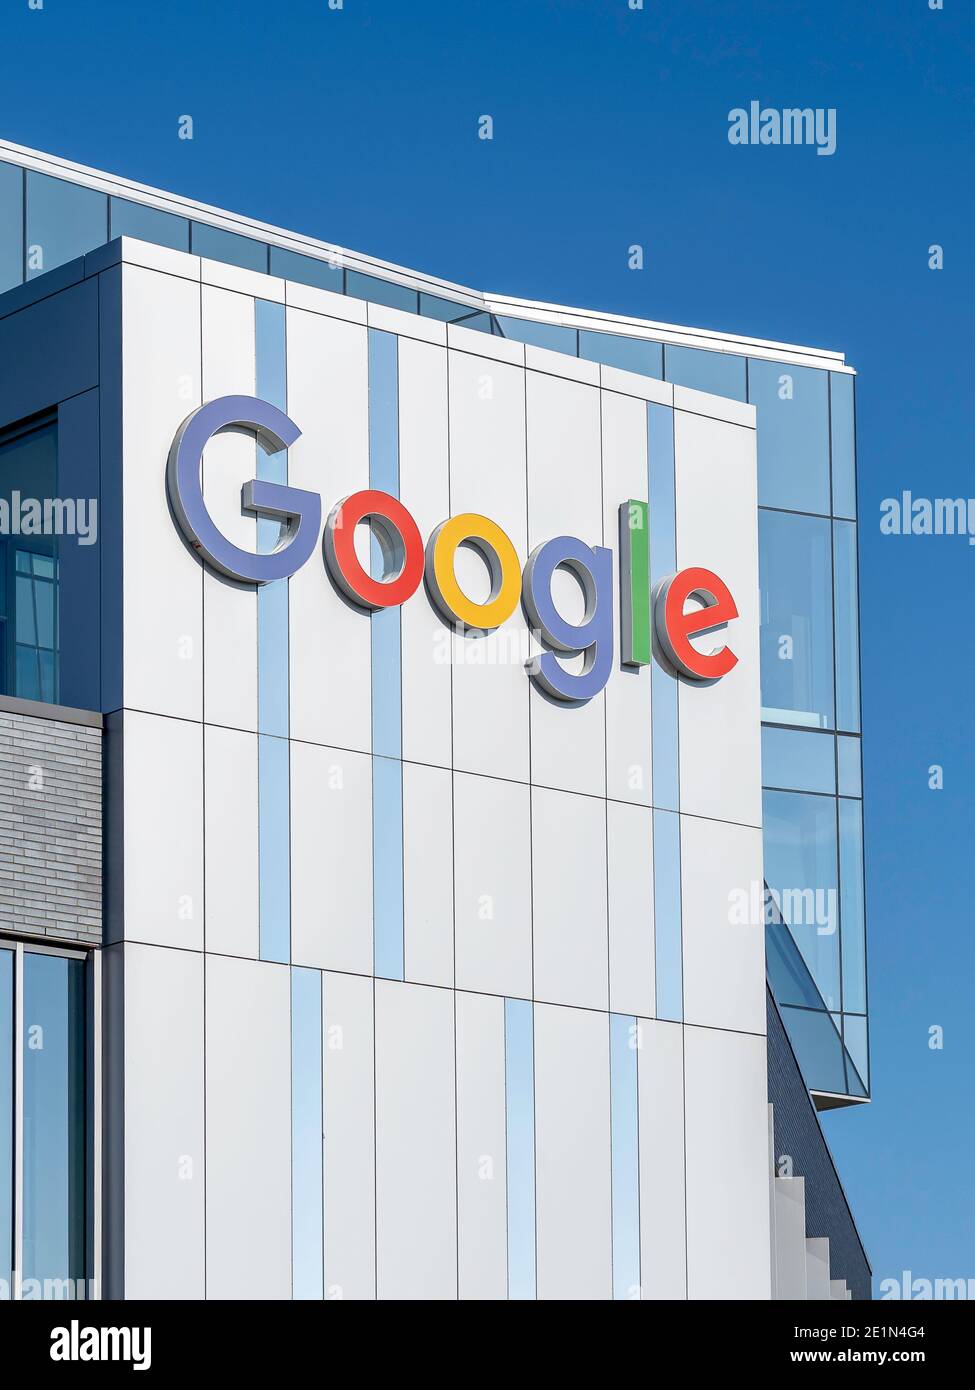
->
(191, 222), (267, 273)
(843, 1013), (869, 1092)
(15, 645), (39, 699)
(448, 310), (494, 333)
(839, 797), (866, 1014)
(0, 423), (58, 701)
(748, 359), (830, 514)
(23, 953), (87, 1288)
(664, 345), (746, 400)
(15, 573), (37, 646)
(269, 246), (343, 294)
(419, 292), (481, 322)
(495, 316), (577, 353)
(833, 520), (861, 732)
(26, 173), (107, 279)
(346, 270), (417, 313)
(766, 910), (828, 1011)
(0, 949), (12, 1291)
(837, 734), (862, 797)
(761, 726), (835, 794)
(579, 331), (663, 378)
(830, 372), (857, 519)
(110, 197), (189, 252)
(779, 1005), (849, 1095)
(0, 161), (24, 293)
(38, 646), (55, 703)
(763, 788), (840, 1009)
(759, 509), (834, 729)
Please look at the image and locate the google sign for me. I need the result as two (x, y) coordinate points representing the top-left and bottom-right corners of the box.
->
(168, 395), (740, 702)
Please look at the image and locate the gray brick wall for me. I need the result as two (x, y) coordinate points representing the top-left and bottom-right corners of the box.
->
(0, 703), (102, 946)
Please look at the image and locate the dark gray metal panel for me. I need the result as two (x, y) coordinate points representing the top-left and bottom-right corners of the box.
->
(767, 986), (872, 1299)
(58, 388), (102, 712)
(102, 709), (124, 948)
(0, 707), (102, 947)
(0, 256), (87, 323)
(0, 277), (99, 425)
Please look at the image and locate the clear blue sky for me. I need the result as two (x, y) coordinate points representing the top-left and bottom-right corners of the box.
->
(2, 0), (972, 1292)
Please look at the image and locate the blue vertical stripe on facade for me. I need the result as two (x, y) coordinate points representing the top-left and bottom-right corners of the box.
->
(653, 809), (683, 1022)
(368, 329), (405, 978)
(610, 1013), (640, 1299)
(648, 403), (679, 812)
(291, 968), (324, 1299)
(372, 757), (405, 980)
(256, 299), (290, 740)
(255, 300), (292, 962)
(258, 735), (291, 964)
(504, 997), (536, 1300)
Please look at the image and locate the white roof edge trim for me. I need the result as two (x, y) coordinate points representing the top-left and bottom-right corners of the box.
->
(488, 295), (852, 372)
(0, 137), (855, 373)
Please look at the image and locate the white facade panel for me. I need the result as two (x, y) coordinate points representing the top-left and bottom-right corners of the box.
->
(453, 771), (532, 1000)
(375, 980), (457, 1299)
(122, 944), (205, 1299)
(684, 1025), (772, 1300)
(675, 409), (762, 829)
(286, 306), (372, 752)
(403, 760), (453, 988)
(101, 254), (774, 1303)
(290, 741), (373, 974)
(534, 1003), (612, 1300)
(681, 814), (766, 1036)
(122, 710), (203, 952)
(531, 786), (608, 1011)
(637, 1019), (686, 1299)
(205, 955), (292, 1299)
(322, 971), (376, 1300)
(203, 724), (259, 960)
(455, 991), (508, 1300)
(121, 263), (202, 720)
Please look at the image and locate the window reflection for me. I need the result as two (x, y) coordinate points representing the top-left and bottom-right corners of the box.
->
(0, 162), (23, 293)
(270, 246), (343, 294)
(346, 271), (417, 313)
(839, 798), (866, 1013)
(664, 344), (746, 400)
(26, 173), (107, 280)
(833, 520), (860, 732)
(110, 198), (189, 252)
(761, 726), (835, 795)
(830, 372), (857, 519)
(763, 789), (840, 1010)
(748, 359), (830, 515)
(496, 316), (577, 353)
(759, 509), (834, 729)
(578, 331), (662, 378)
(0, 421), (59, 702)
(22, 952), (87, 1291)
(191, 222), (267, 273)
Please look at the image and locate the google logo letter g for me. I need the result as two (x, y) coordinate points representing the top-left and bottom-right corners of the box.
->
(167, 396), (740, 703)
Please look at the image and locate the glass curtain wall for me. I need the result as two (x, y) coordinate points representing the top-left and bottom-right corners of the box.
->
(0, 943), (89, 1300)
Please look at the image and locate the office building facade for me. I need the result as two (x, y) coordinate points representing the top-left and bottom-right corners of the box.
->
(0, 139), (869, 1299)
